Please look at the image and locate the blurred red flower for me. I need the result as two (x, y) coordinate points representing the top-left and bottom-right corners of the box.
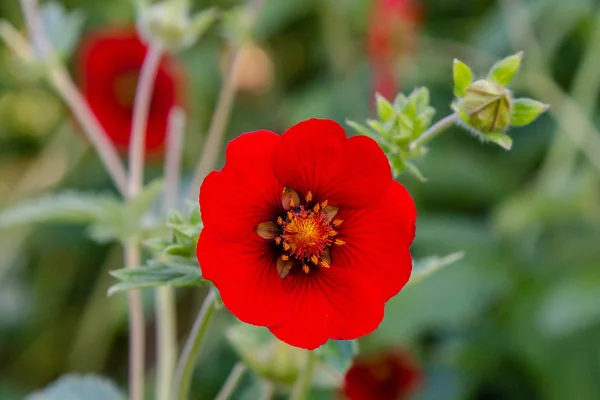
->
(368, 0), (423, 100)
(77, 28), (184, 152)
(197, 118), (416, 349)
(343, 349), (423, 400)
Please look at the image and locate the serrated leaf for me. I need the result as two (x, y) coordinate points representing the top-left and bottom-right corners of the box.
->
(453, 59), (473, 97)
(26, 374), (125, 400)
(409, 251), (465, 285)
(485, 132), (513, 150)
(394, 93), (408, 110)
(108, 260), (205, 295)
(164, 244), (194, 257)
(0, 192), (120, 229)
(510, 98), (549, 127)
(375, 93), (395, 122)
(405, 161), (427, 182)
(488, 51), (523, 86)
(346, 120), (378, 139)
(316, 340), (359, 375)
(39, 2), (85, 59)
(414, 87), (430, 110)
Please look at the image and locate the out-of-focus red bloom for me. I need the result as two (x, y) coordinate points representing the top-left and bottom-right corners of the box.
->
(368, 0), (423, 99)
(77, 27), (184, 152)
(198, 118), (416, 349)
(343, 350), (423, 400)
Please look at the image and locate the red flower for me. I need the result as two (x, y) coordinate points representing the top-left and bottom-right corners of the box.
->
(368, 0), (423, 99)
(343, 350), (423, 400)
(197, 119), (416, 349)
(77, 27), (184, 152)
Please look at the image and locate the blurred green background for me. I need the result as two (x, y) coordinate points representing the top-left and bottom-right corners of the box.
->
(1, 0), (600, 399)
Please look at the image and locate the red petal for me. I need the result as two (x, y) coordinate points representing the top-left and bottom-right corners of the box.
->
(200, 130), (283, 242)
(332, 181), (416, 301)
(272, 119), (392, 208)
(197, 230), (290, 326)
(268, 266), (384, 350)
(77, 27), (183, 153)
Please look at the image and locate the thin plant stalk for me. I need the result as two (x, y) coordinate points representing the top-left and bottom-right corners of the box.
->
(187, 0), (267, 199)
(18, 0), (128, 195)
(214, 362), (246, 400)
(172, 290), (218, 400)
(289, 351), (317, 400)
(122, 40), (165, 400)
(128, 43), (164, 196)
(409, 113), (459, 151)
(124, 239), (145, 400)
(155, 108), (186, 400)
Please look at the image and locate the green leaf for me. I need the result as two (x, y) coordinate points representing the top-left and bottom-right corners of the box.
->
(0, 192), (120, 230)
(510, 98), (550, 126)
(375, 93), (395, 122)
(125, 179), (164, 219)
(453, 59), (473, 97)
(485, 132), (513, 150)
(346, 120), (377, 139)
(164, 244), (194, 257)
(26, 374), (125, 400)
(488, 51), (523, 86)
(39, 1), (85, 59)
(405, 161), (427, 182)
(316, 340), (359, 375)
(108, 260), (205, 295)
(409, 251), (465, 285)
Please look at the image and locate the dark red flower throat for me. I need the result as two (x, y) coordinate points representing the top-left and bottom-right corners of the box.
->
(256, 188), (345, 278)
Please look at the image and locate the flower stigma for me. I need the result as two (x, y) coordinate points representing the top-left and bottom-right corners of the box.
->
(255, 187), (345, 278)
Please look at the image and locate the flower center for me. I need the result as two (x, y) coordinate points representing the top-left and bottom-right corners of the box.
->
(113, 71), (139, 109)
(255, 188), (346, 278)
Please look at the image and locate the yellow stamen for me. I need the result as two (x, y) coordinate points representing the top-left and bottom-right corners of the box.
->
(332, 219), (343, 227)
(283, 242), (290, 251)
(275, 237), (282, 245)
(306, 191), (313, 202)
(310, 255), (319, 265)
(313, 203), (320, 212)
(321, 200), (328, 209)
(277, 216), (284, 225)
(334, 239), (346, 246)
(289, 198), (295, 208)
(287, 211), (294, 220)
(320, 259), (330, 268)
(302, 264), (310, 274)
(328, 229), (338, 237)
(281, 254), (290, 261)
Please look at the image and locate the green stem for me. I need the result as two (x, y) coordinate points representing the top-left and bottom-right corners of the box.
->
(172, 290), (218, 400)
(124, 240), (145, 400)
(289, 351), (317, 400)
(409, 113), (459, 151)
(187, 0), (267, 199)
(214, 362), (246, 400)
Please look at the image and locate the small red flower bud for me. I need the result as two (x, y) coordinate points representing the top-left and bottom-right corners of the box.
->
(343, 349), (423, 400)
(76, 27), (185, 153)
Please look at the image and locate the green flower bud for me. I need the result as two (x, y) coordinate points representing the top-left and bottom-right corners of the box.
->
(456, 79), (512, 133)
(136, 0), (217, 51)
(226, 323), (306, 385)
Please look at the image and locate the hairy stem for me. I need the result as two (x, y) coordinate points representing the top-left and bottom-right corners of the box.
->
(172, 290), (218, 400)
(128, 43), (164, 196)
(124, 240), (145, 400)
(187, 0), (267, 199)
(409, 113), (459, 151)
(214, 362), (247, 400)
(19, 0), (128, 195)
(155, 108), (186, 400)
(289, 351), (317, 400)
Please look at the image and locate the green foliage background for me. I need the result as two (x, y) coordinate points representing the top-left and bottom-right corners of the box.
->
(1, 0), (599, 398)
